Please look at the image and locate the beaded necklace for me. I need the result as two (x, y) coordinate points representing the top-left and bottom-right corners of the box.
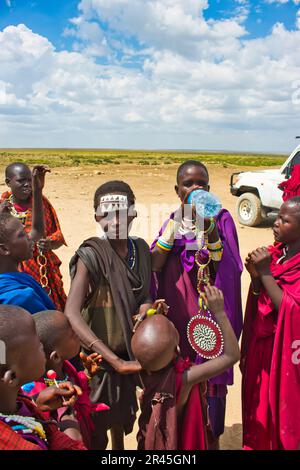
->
(8, 194), (28, 225)
(0, 412), (47, 441)
(127, 237), (136, 270)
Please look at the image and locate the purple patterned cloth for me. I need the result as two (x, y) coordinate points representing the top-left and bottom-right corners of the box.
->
(151, 208), (243, 386)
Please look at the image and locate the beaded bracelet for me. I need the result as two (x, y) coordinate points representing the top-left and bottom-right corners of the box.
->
(88, 339), (102, 350)
(157, 219), (181, 252)
(207, 239), (223, 251)
(204, 218), (216, 235)
(210, 250), (223, 262)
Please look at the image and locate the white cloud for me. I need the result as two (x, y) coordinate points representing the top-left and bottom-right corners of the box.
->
(1, 2), (300, 151)
(297, 9), (300, 28)
(265, 0), (300, 5)
(71, 0), (246, 60)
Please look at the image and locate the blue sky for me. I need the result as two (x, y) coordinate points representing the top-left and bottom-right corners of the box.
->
(0, 0), (300, 151)
(1, 0), (300, 53)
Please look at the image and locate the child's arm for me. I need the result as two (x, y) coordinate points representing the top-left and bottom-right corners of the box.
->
(184, 286), (240, 387)
(65, 258), (141, 374)
(151, 219), (181, 272)
(250, 247), (283, 311)
(30, 166), (49, 242)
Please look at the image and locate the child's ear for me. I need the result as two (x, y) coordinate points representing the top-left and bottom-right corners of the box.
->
(49, 351), (61, 364)
(2, 369), (19, 388)
(207, 185), (210, 192)
(132, 209), (137, 218)
(5, 178), (11, 187)
(0, 243), (10, 257)
(175, 185), (179, 195)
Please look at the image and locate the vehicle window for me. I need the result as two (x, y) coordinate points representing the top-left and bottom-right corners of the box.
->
(284, 151), (300, 177)
(291, 151), (300, 168)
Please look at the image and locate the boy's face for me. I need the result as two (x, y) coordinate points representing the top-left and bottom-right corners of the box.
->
(1, 217), (33, 261)
(13, 321), (46, 385)
(175, 166), (210, 203)
(55, 326), (81, 361)
(6, 167), (32, 202)
(95, 192), (135, 239)
(273, 203), (300, 244)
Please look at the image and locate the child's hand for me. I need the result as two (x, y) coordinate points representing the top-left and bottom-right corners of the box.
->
(37, 238), (53, 252)
(204, 285), (225, 316)
(250, 247), (271, 276)
(35, 382), (82, 412)
(32, 165), (50, 191)
(132, 299), (169, 332)
(152, 299), (169, 316)
(245, 253), (260, 279)
(80, 351), (102, 377)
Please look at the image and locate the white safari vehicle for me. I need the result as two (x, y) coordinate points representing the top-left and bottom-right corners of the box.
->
(230, 145), (300, 226)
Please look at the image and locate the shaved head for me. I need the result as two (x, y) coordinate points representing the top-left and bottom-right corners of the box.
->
(282, 196), (300, 222)
(285, 196), (300, 209)
(32, 310), (73, 357)
(0, 305), (34, 365)
(5, 162), (31, 181)
(131, 315), (179, 372)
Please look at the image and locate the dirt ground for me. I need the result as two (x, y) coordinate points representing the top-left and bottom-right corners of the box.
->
(0, 162), (276, 450)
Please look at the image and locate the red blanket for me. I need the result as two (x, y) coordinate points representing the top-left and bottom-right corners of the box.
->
(241, 244), (300, 450)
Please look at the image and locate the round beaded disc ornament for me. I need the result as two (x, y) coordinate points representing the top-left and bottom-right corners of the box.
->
(187, 313), (224, 359)
(186, 238), (224, 360)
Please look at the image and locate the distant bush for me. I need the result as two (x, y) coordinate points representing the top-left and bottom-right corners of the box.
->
(0, 149), (286, 169)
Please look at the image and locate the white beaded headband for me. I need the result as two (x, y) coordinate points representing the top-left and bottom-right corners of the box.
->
(97, 194), (129, 215)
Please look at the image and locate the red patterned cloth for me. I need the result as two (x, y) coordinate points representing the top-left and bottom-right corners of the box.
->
(1, 191), (67, 311)
(0, 396), (86, 450)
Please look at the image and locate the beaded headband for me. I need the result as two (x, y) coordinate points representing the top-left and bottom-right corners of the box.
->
(97, 194), (129, 215)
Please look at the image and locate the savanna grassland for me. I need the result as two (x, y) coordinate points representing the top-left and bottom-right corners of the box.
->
(0, 148), (287, 168)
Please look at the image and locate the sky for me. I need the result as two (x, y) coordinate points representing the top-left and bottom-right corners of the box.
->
(1, 0), (300, 152)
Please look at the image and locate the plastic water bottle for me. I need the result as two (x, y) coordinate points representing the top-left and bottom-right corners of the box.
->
(187, 189), (222, 218)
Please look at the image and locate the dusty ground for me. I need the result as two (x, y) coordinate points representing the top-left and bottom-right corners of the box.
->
(0, 162), (276, 450)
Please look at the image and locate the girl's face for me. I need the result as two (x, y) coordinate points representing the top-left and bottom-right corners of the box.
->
(175, 166), (210, 203)
(95, 192), (136, 240)
(273, 203), (300, 244)
(2, 217), (33, 261)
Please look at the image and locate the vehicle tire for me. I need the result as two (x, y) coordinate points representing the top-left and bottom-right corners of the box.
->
(236, 192), (263, 227)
